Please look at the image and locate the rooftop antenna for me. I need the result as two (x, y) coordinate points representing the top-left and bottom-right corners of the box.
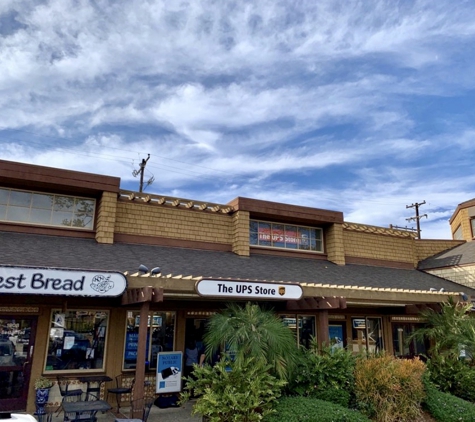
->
(132, 154), (151, 192)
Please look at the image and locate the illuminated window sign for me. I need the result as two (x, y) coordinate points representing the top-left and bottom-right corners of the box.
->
(249, 220), (323, 252)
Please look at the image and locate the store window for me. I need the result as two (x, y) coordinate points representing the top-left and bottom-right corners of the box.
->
(392, 323), (427, 358)
(46, 310), (108, 371)
(250, 220), (323, 252)
(0, 188), (95, 229)
(281, 314), (316, 348)
(329, 323), (346, 351)
(123, 311), (175, 370)
(351, 317), (383, 354)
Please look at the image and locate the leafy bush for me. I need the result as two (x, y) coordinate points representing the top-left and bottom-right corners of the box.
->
(427, 354), (475, 403)
(263, 396), (371, 422)
(181, 357), (286, 422)
(354, 354), (426, 422)
(424, 381), (475, 422)
(287, 342), (356, 407)
(311, 386), (352, 408)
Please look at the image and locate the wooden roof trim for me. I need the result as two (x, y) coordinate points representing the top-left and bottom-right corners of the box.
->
(119, 190), (234, 214)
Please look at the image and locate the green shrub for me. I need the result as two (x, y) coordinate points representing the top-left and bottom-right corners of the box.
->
(287, 342), (356, 407)
(424, 381), (475, 422)
(354, 354), (426, 422)
(427, 354), (475, 403)
(181, 357), (286, 422)
(263, 396), (370, 422)
(310, 386), (351, 408)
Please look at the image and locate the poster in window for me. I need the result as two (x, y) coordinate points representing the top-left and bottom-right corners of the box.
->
(329, 325), (344, 351)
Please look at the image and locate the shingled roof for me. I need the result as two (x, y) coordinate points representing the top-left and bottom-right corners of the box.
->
(418, 241), (475, 270)
(1, 231), (472, 298)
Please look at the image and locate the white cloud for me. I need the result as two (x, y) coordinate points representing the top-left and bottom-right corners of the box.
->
(1, 0), (475, 239)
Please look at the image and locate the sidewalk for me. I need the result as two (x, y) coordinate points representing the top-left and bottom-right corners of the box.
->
(47, 400), (201, 422)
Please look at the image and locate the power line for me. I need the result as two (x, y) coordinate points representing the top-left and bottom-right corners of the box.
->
(406, 200), (428, 239)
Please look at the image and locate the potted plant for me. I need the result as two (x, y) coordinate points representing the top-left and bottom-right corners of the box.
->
(34, 376), (53, 415)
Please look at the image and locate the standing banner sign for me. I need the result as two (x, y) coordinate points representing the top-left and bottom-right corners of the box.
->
(156, 351), (182, 394)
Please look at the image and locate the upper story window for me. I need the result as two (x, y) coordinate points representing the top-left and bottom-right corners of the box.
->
(471, 219), (475, 239)
(0, 188), (95, 230)
(250, 220), (323, 252)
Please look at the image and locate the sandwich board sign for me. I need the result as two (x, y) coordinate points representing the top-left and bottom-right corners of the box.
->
(156, 351), (182, 394)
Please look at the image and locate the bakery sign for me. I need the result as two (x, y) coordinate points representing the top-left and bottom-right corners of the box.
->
(0, 265), (127, 297)
(196, 279), (303, 300)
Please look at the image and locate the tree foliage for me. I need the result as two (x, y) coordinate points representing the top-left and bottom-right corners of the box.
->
(409, 297), (475, 359)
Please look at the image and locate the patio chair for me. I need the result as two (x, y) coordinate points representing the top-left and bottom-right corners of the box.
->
(56, 376), (83, 416)
(64, 409), (98, 422)
(129, 397), (154, 422)
(107, 375), (134, 413)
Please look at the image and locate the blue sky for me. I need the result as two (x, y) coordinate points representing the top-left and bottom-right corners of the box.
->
(1, 0), (475, 239)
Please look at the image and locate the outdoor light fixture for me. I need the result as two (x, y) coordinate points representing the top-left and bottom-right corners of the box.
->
(439, 288), (446, 293)
(461, 292), (469, 301)
(151, 267), (161, 275)
(138, 264), (149, 274)
(429, 288), (437, 292)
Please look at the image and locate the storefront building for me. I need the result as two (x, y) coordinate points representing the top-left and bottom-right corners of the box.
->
(0, 159), (473, 413)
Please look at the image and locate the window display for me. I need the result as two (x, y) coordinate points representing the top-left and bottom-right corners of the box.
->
(123, 311), (175, 370)
(45, 310), (108, 371)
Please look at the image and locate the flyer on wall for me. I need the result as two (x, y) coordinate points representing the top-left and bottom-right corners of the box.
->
(156, 351), (183, 394)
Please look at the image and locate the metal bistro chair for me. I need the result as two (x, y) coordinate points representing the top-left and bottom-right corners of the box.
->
(126, 397), (154, 422)
(56, 376), (83, 416)
(115, 397), (155, 422)
(107, 375), (135, 413)
(64, 409), (98, 422)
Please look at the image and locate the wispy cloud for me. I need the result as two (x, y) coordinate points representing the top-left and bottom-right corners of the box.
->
(1, 0), (475, 239)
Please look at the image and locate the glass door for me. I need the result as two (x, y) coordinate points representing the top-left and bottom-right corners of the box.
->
(0, 316), (37, 412)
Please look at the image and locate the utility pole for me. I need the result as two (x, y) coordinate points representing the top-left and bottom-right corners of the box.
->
(406, 200), (428, 239)
(132, 154), (150, 192)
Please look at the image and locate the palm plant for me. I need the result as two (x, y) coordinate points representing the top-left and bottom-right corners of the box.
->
(203, 302), (299, 380)
(409, 297), (475, 359)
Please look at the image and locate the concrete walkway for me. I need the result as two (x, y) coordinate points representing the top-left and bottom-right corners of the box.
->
(45, 399), (202, 422)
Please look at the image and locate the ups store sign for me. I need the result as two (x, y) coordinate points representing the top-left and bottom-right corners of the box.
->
(196, 279), (303, 300)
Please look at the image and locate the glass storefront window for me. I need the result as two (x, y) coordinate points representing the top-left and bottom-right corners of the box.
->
(123, 311), (175, 370)
(46, 310), (109, 371)
(351, 317), (383, 354)
(281, 314), (316, 348)
(392, 323), (427, 358)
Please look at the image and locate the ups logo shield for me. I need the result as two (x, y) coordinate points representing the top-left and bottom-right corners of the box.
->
(279, 287), (285, 296)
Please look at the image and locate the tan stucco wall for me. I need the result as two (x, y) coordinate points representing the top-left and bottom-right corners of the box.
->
(115, 202), (234, 245)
